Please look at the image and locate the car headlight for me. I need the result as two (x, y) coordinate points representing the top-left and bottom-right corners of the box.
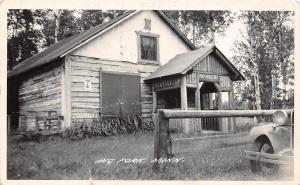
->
(272, 110), (288, 125)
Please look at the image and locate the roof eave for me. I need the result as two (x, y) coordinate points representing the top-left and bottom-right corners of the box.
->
(144, 73), (183, 82)
(7, 56), (63, 78)
(181, 46), (215, 75)
(213, 47), (246, 81)
(145, 45), (246, 82)
(7, 10), (138, 78)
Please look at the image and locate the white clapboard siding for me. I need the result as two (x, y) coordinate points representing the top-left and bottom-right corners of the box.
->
(70, 56), (101, 120)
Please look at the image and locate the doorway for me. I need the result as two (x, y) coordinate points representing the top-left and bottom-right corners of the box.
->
(200, 82), (220, 131)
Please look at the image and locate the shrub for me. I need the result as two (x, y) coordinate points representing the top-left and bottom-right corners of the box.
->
(19, 131), (42, 142)
(61, 115), (153, 140)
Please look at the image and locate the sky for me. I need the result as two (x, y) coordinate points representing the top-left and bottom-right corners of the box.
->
(215, 12), (245, 60)
(216, 11), (295, 94)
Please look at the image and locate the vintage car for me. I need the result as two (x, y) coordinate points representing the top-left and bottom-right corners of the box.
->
(244, 109), (294, 175)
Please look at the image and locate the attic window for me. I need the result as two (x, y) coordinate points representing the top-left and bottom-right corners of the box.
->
(136, 31), (160, 64)
(141, 36), (157, 60)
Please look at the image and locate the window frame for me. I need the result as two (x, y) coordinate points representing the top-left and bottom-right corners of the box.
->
(136, 31), (160, 65)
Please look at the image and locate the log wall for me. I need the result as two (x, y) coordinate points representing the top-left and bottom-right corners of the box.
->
(67, 56), (101, 120)
(18, 61), (63, 131)
(67, 54), (159, 122)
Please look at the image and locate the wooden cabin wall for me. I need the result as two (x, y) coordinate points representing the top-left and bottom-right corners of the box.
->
(186, 53), (233, 92)
(184, 53), (235, 133)
(140, 71), (154, 120)
(193, 54), (229, 75)
(186, 73), (233, 91)
(67, 55), (159, 122)
(18, 61), (63, 131)
(67, 55), (101, 121)
(219, 75), (233, 91)
(140, 83), (154, 119)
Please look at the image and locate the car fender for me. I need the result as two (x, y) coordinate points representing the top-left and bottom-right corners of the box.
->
(248, 122), (290, 153)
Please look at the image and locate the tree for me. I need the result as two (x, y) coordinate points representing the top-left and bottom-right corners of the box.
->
(7, 9), (40, 70)
(37, 9), (81, 47)
(164, 10), (234, 47)
(265, 11), (294, 108)
(7, 9), (128, 70)
(78, 10), (106, 30)
(232, 11), (294, 109)
(77, 10), (126, 31)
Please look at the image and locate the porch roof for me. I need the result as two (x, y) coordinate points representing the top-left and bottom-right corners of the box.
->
(144, 45), (245, 82)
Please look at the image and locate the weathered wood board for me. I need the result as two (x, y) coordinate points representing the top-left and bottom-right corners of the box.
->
(18, 61), (63, 131)
(67, 55), (159, 121)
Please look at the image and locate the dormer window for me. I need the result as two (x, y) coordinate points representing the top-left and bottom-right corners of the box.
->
(136, 31), (160, 64)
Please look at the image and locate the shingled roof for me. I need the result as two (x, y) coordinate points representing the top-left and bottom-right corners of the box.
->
(8, 10), (196, 78)
(144, 45), (245, 81)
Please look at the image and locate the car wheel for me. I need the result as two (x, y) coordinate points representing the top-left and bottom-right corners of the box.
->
(250, 138), (279, 175)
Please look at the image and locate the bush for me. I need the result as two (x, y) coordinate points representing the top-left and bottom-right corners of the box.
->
(19, 131), (42, 142)
(61, 115), (153, 140)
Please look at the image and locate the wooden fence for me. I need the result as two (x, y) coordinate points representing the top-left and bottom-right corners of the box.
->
(153, 109), (293, 171)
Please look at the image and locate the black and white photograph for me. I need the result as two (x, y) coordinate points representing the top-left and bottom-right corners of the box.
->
(1, 0), (299, 183)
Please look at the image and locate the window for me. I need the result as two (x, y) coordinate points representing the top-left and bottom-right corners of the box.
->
(102, 72), (141, 116)
(140, 36), (157, 61)
(136, 31), (159, 64)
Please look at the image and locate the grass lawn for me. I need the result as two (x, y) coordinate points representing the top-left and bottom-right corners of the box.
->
(7, 132), (293, 180)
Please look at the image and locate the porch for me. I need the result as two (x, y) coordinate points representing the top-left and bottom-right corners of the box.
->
(151, 76), (235, 134)
(144, 46), (245, 134)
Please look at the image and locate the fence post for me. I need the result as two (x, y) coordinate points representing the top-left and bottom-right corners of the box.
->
(153, 110), (172, 172)
(153, 113), (159, 172)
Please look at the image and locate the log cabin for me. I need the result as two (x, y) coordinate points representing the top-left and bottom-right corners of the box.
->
(7, 10), (245, 134)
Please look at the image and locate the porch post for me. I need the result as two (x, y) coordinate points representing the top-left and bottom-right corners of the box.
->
(214, 82), (227, 132)
(195, 82), (203, 133)
(180, 76), (188, 110)
(227, 91), (232, 132)
(195, 82), (203, 109)
(152, 86), (158, 125)
(180, 76), (189, 134)
(213, 83), (223, 110)
(229, 90), (236, 131)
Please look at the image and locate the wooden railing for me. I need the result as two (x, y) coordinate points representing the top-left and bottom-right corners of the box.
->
(153, 109), (293, 171)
